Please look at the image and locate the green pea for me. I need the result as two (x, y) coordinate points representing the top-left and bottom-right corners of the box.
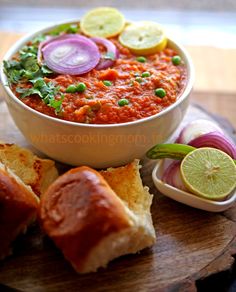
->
(66, 84), (77, 93)
(118, 99), (129, 106)
(135, 77), (143, 83)
(136, 56), (146, 63)
(155, 88), (166, 98)
(76, 82), (86, 92)
(103, 80), (112, 86)
(172, 55), (181, 66)
(141, 71), (151, 78)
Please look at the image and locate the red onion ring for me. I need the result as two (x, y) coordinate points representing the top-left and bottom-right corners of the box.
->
(91, 37), (119, 70)
(37, 36), (54, 65)
(176, 119), (223, 144)
(38, 34), (80, 65)
(188, 131), (236, 159)
(42, 36), (100, 75)
(162, 161), (187, 191)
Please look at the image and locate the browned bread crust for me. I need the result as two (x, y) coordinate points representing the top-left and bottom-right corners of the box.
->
(40, 166), (133, 272)
(0, 142), (58, 196)
(0, 164), (39, 259)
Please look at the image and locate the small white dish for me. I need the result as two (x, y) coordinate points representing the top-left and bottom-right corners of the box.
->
(152, 160), (236, 212)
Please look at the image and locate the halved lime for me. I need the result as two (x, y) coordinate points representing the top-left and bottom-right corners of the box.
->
(80, 7), (125, 38)
(180, 147), (236, 200)
(119, 21), (167, 55)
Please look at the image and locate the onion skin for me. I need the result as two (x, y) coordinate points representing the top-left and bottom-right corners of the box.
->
(176, 119), (223, 144)
(188, 131), (236, 159)
(162, 161), (187, 191)
(37, 36), (54, 65)
(91, 37), (119, 70)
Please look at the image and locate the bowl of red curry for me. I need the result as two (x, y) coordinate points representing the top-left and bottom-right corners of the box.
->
(0, 8), (194, 168)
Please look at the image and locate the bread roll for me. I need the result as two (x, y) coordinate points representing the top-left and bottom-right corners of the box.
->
(40, 161), (155, 273)
(0, 163), (39, 260)
(100, 159), (155, 247)
(0, 142), (58, 196)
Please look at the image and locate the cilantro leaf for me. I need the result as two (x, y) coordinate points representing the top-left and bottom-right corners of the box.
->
(48, 94), (64, 113)
(49, 23), (79, 36)
(16, 87), (43, 98)
(4, 40), (63, 114)
(32, 34), (46, 44)
(41, 65), (53, 75)
(103, 52), (115, 61)
(16, 77), (64, 114)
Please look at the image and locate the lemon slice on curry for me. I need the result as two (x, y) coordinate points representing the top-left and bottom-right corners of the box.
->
(80, 7), (125, 38)
(119, 21), (167, 55)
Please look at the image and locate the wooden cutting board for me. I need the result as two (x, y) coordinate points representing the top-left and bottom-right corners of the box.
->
(0, 92), (236, 292)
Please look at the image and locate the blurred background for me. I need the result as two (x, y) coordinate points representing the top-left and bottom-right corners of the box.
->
(0, 0), (236, 124)
(1, 0), (236, 47)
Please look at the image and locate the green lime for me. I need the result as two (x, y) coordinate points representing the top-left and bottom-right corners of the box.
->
(180, 147), (236, 200)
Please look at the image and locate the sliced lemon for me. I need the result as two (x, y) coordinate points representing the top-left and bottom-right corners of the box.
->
(180, 148), (236, 200)
(80, 7), (125, 38)
(119, 21), (167, 55)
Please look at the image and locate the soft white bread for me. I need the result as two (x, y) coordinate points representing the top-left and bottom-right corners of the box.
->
(0, 142), (58, 196)
(40, 160), (155, 273)
(0, 162), (39, 260)
(100, 159), (156, 249)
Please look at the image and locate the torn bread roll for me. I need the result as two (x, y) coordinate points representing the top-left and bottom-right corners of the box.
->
(40, 161), (155, 273)
(0, 162), (39, 260)
(0, 142), (58, 196)
(100, 159), (155, 240)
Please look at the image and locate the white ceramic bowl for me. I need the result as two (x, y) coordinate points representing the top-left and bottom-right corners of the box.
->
(0, 21), (194, 168)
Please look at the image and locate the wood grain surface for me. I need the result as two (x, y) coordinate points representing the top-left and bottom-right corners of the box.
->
(0, 93), (236, 292)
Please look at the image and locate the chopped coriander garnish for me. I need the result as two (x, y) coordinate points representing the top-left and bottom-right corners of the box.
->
(4, 41), (53, 86)
(3, 60), (23, 84)
(17, 78), (64, 113)
(32, 34), (46, 44)
(41, 65), (53, 75)
(49, 23), (80, 35)
(67, 24), (79, 34)
(16, 87), (42, 99)
(3, 39), (64, 114)
(103, 52), (115, 61)
(48, 96), (64, 114)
